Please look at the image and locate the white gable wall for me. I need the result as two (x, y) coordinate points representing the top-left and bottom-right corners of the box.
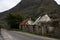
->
(40, 14), (51, 22)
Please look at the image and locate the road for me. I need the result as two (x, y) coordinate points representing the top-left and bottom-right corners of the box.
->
(1, 29), (58, 40)
(0, 35), (3, 40)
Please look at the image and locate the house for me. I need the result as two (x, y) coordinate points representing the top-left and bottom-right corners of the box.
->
(34, 14), (60, 35)
(32, 16), (41, 34)
(39, 14), (51, 22)
(32, 14), (53, 35)
(20, 18), (30, 31)
(25, 18), (34, 32)
(20, 18), (34, 32)
(39, 14), (52, 34)
(19, 14), (59, 35)
(33, 16), (41, 25)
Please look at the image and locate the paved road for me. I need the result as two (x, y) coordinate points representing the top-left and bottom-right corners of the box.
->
(1, 29), (58, 40)
(0, 36), (2, 40)
(0, 35), (3, 40)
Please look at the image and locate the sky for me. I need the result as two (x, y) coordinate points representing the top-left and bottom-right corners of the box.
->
(55, 0), (60, 4)
(0, 0), (60, 12)
(0, 0), (21, 12)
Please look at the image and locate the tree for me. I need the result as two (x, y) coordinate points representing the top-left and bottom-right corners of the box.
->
(5, 13), (24, 29)
(0, 21), (8, 29)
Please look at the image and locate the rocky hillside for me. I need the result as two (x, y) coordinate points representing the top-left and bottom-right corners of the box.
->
(0, 0), (60, 19)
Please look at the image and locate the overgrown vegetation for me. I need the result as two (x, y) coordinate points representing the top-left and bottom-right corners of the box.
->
(4, 13), (24, 29)
(0, 21), (8, 29)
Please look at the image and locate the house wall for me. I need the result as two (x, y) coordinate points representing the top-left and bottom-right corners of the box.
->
(28, 25), (33, 32)
(35, 25), (39, 34)
(19, 21), (60, 37)
(48, 26), (54, 33)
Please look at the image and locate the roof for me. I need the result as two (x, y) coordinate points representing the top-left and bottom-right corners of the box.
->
(20, 18), (29, 26)
(33, 16), (41, 25)
(26, 18), (34, 25)
(33, 14), (51, 25)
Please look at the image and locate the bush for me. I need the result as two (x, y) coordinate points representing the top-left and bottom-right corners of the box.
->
(5, 13), (24, 29)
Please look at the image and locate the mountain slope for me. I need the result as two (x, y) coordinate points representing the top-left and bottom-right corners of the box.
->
(1, 0), (60, 19)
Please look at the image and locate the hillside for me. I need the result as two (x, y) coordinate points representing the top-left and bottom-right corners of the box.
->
(0, 0), (60, 20)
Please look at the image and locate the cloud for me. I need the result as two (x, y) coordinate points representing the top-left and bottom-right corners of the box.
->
(0, 0), (21, 12)
(55, 0), (60, 5)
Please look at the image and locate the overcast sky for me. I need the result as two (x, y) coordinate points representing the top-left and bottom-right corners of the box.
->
(0, 0), (21, 12)
(0, 0), (60, 12)
(55, 0), (60, 4)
